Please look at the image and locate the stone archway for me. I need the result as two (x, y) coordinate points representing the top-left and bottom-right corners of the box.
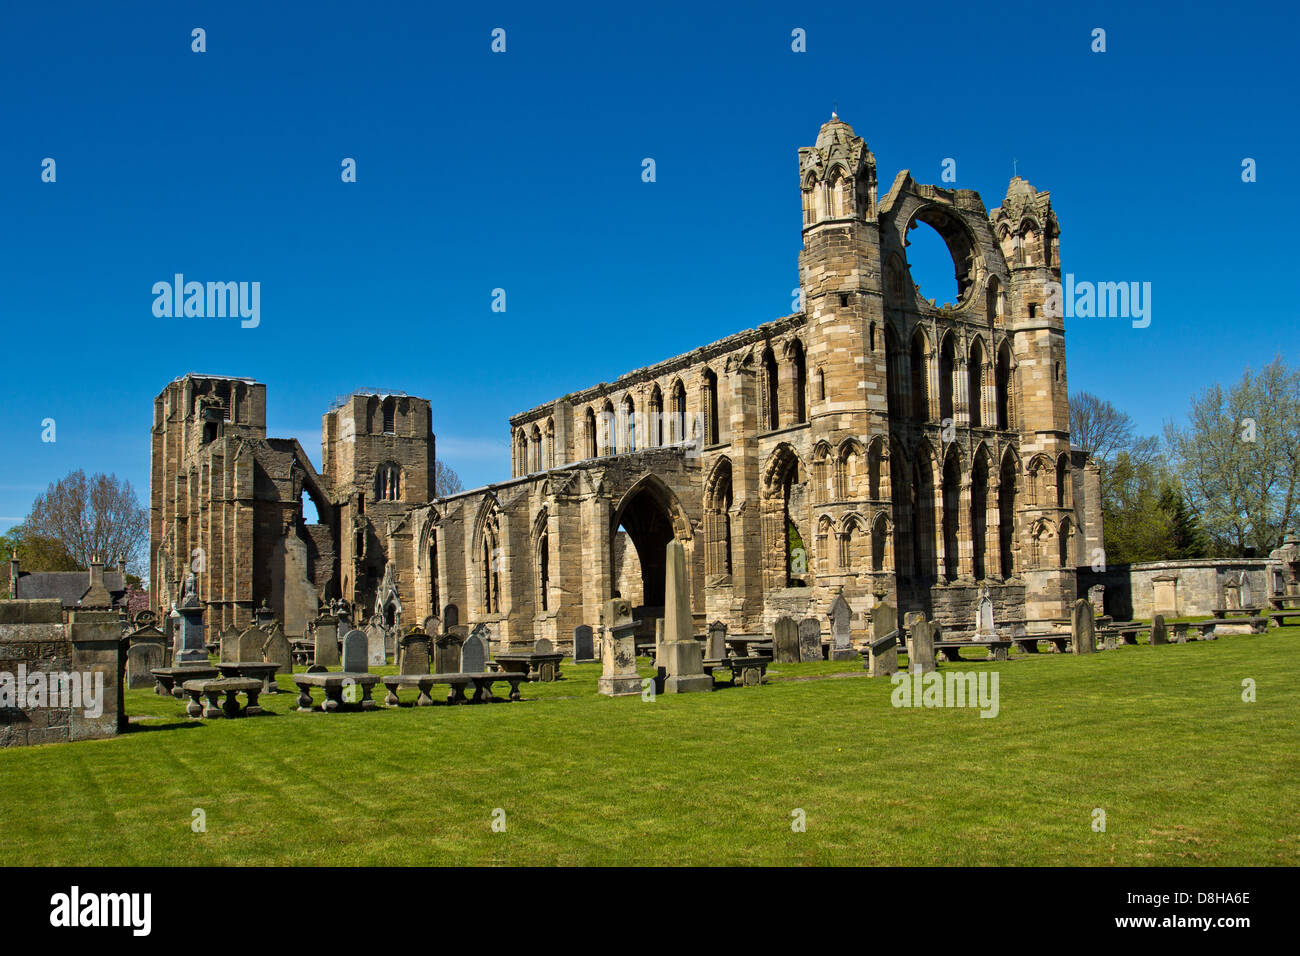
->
(610, 475), (692, 613)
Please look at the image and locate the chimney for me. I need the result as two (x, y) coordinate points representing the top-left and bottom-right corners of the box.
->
(81, 551), (113, 609)
(89, 552), (105, 590)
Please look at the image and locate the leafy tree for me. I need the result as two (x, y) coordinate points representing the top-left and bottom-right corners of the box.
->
(1164, 356), (1300, 555)
(0, 525), (82, 597)
(1159, 484), (1210, 559)
(21, 470), (148, 576)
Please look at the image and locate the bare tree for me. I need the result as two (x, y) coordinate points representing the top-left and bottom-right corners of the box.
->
(1069, 391), (1135, 462)
(23, 471), (148, 574)
(434, 460), (463, 498)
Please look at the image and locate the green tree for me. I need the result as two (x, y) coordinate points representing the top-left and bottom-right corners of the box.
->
(1164, 356), (1300, 555)
(21, 470), (148, 575)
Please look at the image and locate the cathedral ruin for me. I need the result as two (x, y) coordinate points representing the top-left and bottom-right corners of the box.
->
(149, 115), (1103, 651)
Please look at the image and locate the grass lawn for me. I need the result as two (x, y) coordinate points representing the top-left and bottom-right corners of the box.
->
(1, 629), (1296, 866)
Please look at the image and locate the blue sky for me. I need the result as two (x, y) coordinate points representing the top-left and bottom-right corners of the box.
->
(2, 0), (1297, 532)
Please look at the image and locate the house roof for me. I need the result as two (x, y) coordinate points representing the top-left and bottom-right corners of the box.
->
(13, 570), (127, 609)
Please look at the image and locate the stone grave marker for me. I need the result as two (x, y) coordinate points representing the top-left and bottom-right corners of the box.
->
(798, 618), (822, 662)
(663, 540), (711, 693)
(1150, 613), (1168, 646)
(366, 620), (387, 667)
(599, 598), (642, 696)
(573, 625), (595, 662)
(220, 626), (241, 664)
(422, 615), (441, 639)
(341, 629), (369, 673)
(535, 637), (553, 655)
(237, 627), (266, 663)
(126, 640), (164, 689)
(974, 586), (997, 640)
(442, 604), (459, 630)
(462, 627), (489, 673)
(908, 617), (936, 674)
(828, 594), (854, 660)
(772, 617), (799, 663)
(314, 616), (340, 668)
(434, 628), (465, 674)
(1070, 598), (1096, 655)
(706, 621), (726, 661)
(263, 630), (292, 676)
(399, 630), (431, 675)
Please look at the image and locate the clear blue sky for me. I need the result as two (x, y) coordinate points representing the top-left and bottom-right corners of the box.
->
(2, 0), (1297, 532)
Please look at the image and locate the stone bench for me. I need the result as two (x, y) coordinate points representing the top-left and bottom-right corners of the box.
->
(1268, 611), (1300, 628)
(491, 652), (564, 682)
(215, 660), (281, 694)
(1097, 623), (1148, 646)
(934, 640), (1011, 662)
(702, 656), (768, 686)
(1012, 634), (1070, 654)
(152, 664), (220, 698)
(381, 672), (527, 705)
(1212, 607), (1262, 619)
(292, 672), (381, 712)
(180, 677), (263, 718)
(1268, 595), (1300, 610)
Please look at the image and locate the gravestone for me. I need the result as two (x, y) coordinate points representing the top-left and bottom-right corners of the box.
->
(1240, 572), (1253, 608)
(422, 615), (441, 639)
(341, 629), (369, 672)
(433, 629), (464, 674)
(399, 630), (432, 675)
(1088, 584), (1106, 618)
(220, 626), (241, 664)
(599, 598), (642, 696)
(442, 605), (459, 630)
(828, 594), (854, 660)
(706, 621), (727, 661)
(772, 617), (799, 663)
(654, 619), (665, 665)
(866, 630), (897, 678)
(875, 602), (900, 662)
(1070, 598), (1096, 655)
(1223, 578), (1241, 611)
(1150, 613), (1169, 646)
(462, 627), (489, 673)
(908, 618), (937, 674)
(974, 586), (997, 640)
(237, 627), (266, 663)
(263, 630), (292, 676)
(573, 625), (595, 662)
(662, 540), (711, 693)
(535, 638), (553, 655)
(1152, 574), (1179, 617)
(366, 620), (387, 667)
(798, 618), (822, 662)
(314, 616), (340, 668)
(126, 640), (164, 689)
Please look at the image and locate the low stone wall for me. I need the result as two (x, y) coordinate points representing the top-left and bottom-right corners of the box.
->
(1078, 559), (1274, 620)
(0, 599), (124, 748)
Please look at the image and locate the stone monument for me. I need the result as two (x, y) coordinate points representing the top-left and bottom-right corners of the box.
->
(598, 598), (642, 697)
(661, 540), (711, 694)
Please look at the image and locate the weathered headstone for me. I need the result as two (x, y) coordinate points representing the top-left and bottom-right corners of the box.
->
(797, 618), (822, 662)
(662, 540), (711, 693)
(572, 625), (595, 662)
(422, 615), (441, 639)
(366, 620), (386, 667)
(599, 599), (642, 696)
(433, 629), (464, 674)
(654, 618), (665, 665)
(263, 630), (292, 676)
(341, 629), (369, 673)
(866, 630), (898, 677)
(1088, 584), (1105, 618)
(399, 630), (431, 675)
(828, 594), (855, 660)
(974, 586), (997, 640)
(876, 602), (900, 655)
(126, 640), (164, 689)
(535, 637), (553, 655)
(237, 627), (266, 663)
(706, 621), (727, 661)
(772, 617), (799, 663)
(314, 616), (340, 668)
(1240, 572), (1253, 608)
(1070, 598), (1096, 655)
(1150, 613), (1168, 646)
(442, 604), (459, 630)
(462, 625), (490, 673)
(220, 626), (241, 664)
(908, 616), (936, 674)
